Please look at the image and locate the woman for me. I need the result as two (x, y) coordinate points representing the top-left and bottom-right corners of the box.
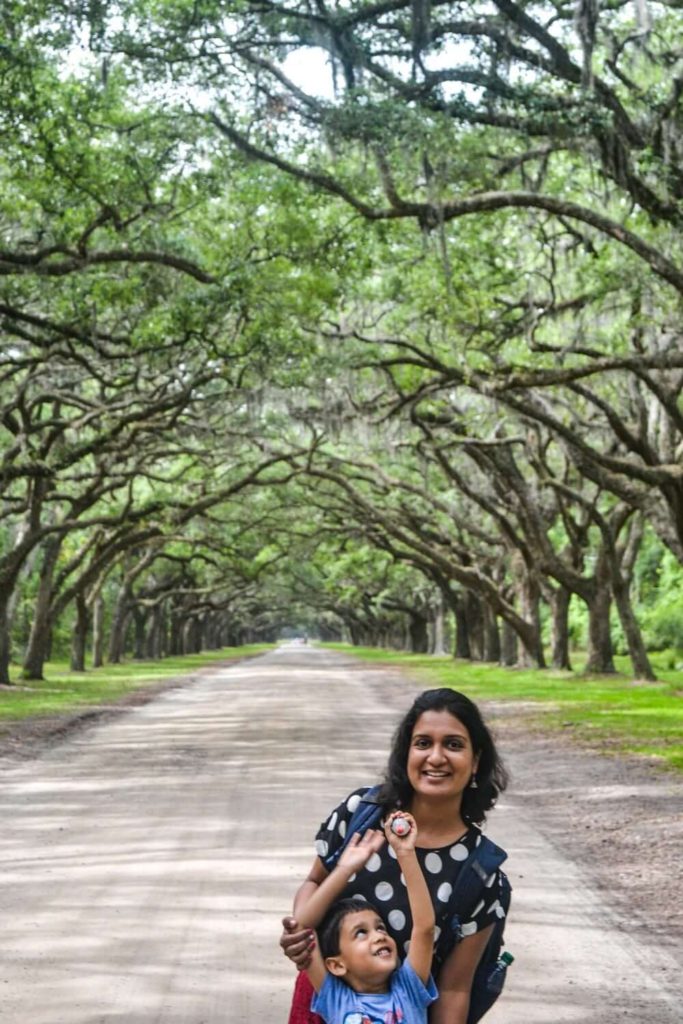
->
(281, 687), (510, 1024)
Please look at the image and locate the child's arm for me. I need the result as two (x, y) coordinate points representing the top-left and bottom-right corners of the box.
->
(297, 829), (385, 929)
(298, 829), (385, 992)
(385, 813), (435, 985)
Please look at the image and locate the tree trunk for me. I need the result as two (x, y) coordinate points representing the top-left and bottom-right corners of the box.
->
(513, 572), (546, 669)
(181, 618), (191, 654)
(5, 544), (40, 667)
(612, 574), (656, 680)
(432, 600), (446, 655)
(160, 609), (169, 657)
(70, 593), (89, 671)
(146, 607), (163, 660)
(465, 593), (485, 661)
(195, 614), (206, 652)
(408, 612), (429, 653)
(22, 537), (62, 680)
(610, 513), (655, 680)
(183, 616), (202, 654)
(549, 586), (572, 670)
(452, 598), (471, 659)
(204, 613), (217, 650)
(168, 610), (182, 655)
(500, 618), (517, 666)
(483, 605), (501, 662)
(108, 584), (132, 664)
(0, 596), (12, 685)
(92, 596), (105, 668)
(132, 606), (147, 660)
(584, 572), (616, 674)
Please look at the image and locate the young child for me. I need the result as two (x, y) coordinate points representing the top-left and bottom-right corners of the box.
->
(295, 811), (437, 1024)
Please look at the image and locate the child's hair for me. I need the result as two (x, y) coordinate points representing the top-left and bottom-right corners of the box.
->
(319, 897), (381, 959)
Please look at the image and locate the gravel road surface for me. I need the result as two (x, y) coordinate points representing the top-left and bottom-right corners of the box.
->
(1, 645), (681, 1023)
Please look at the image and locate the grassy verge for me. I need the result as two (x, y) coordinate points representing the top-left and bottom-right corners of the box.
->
(0, 645), (274, 721)
(323, 644), (683, 772)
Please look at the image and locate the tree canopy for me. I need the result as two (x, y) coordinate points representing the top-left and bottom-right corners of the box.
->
(1, 0), (682, 682)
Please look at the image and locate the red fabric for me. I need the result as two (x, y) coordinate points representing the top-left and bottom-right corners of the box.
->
(287, 971), (324, 1024)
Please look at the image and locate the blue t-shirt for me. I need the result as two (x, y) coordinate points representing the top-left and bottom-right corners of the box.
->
(311, 959), (438, 1024)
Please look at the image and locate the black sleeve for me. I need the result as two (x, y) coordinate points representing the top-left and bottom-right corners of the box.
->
(314, 787), (372, 866)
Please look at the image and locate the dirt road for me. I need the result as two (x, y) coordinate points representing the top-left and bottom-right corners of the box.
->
(1, 645), (681, 1023)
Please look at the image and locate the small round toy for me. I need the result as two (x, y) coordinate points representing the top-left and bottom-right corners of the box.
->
(390, 816), (411, 837)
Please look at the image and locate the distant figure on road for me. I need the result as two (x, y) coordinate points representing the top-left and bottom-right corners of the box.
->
(281, 688), (511, 1024)
(295, 812), (437, 1024)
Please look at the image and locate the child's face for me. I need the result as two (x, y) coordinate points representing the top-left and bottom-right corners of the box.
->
(326, 909), (398, 990)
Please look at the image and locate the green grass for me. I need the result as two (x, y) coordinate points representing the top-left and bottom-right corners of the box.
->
(323, 644), (683, 773)
(0, 645), (274, 721)
(5, 641), (681, 773)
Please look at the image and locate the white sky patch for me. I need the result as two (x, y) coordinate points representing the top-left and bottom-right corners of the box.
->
(281, 47), (336, 100)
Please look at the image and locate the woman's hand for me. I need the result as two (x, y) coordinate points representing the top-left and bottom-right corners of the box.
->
(280, 916), (315, 970)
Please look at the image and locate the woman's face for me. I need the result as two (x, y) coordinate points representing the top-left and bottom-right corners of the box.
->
(406, 709), (479, 801)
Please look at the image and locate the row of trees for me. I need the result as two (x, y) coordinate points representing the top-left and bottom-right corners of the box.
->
(2, 0), (682, 682)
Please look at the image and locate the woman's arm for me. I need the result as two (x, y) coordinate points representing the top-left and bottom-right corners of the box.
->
(280, 858), (329, 970)
(429, 925), (494, 1024)
(292, 859), (329, 919)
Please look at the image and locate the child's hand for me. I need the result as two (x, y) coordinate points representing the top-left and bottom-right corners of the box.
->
(384, 811), (417, 854)
(337, 829), (385, 874)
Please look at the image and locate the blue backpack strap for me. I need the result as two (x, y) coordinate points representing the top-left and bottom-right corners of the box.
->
(322, 785), (384, 871)
(453, 837), (511, 1024)
(449, 834), (508, 939)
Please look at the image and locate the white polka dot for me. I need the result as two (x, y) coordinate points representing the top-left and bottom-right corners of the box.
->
(433, 926), (441, 943)
(400, 873), (406, 887)
(475, 835), (482, 847)
(403, 940), (411, 955)
(472, 900), (484, 917)
(488, 899), (505, 918)
(437, 882), (453, 903)
(387, 845), (397, 859)
(388, 909), (406, 932)
(425, 852), (443, 874)
(347, 794), (361, 813)
(485, 872), (496, 888)
(315, 839), (329, 857)
(461, 921), (477, 937)
(348, 873), (356, 883)
(338, 820), (347, 838)
(365, 853), (381, 873)
(327, 811), (338, 831)
(450, 843), (468, 861)
(375, 881), (394, 902)
(351, 893), (367, 902)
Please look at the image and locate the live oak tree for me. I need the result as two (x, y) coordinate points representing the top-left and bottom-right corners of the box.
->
(0, 18), (331, 678)
(3, 1), (682, 677)
(105, 0), (682, 554)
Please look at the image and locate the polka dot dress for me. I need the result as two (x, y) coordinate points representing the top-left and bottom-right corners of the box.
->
(315, 787), (507, 970)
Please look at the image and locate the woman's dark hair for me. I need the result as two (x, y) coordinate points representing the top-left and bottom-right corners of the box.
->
(319, 898), (380, 959)
(378, 688), (508, 825)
